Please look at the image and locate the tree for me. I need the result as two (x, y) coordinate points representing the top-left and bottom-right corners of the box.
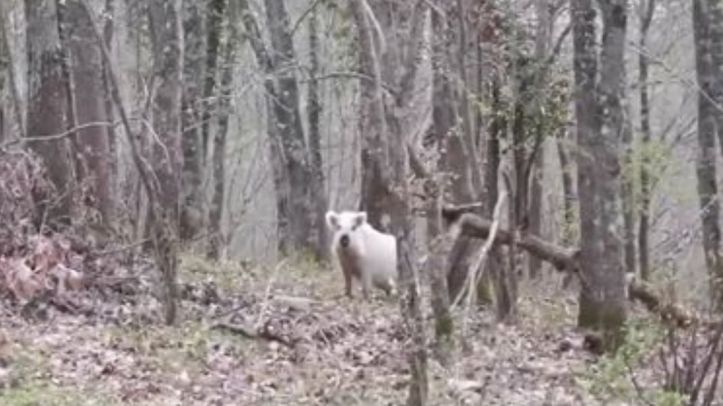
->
(307, 2), (329, 262)
(179, 0), (209, 241)
(571, 0), (628, 350)
(691, 0), (723, 309)
(637, 0), (656, 281)
(350, 1), (429, 403)
(63, 0), (114, 229)
(147, 0), (184, 324)
(208, 0), (240, 260)
(25, 0), (74, 228)
(239, 0), (327, 259)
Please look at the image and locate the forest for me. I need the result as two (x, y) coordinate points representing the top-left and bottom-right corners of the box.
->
(0, 0), (722, 404)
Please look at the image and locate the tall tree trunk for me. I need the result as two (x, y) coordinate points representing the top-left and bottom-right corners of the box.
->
(351, 1), (428, 403)
(64, 0), (114, 229)
(148, 0), (184, 324)
(307, 4), (329, 262)
(692, 0), (723, 309)
(25, 0), (74, 229)
(556, 128), (576, 244)
(428, 6), (454, 357)
(486, 76), (507, 320)
(702, 0), (723, 154)
(572, 0), (628, 351)
(638, 0), (656, 281)
(0, 16), (6, 144)
(201, 0), (224, 157)
(0, 2), (24, 139)
(208, 0), (239, 260)
(239, 0), (322, 257)
(100, 0), (117, 203)
(527, 0), (553, 279)
(264, 0), (317, 256)
(180, 0), (208, 241)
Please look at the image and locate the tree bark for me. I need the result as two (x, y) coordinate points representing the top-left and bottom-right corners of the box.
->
(571, 0), (628, 351)
(307, 4), (329, 262)
(208, 0), (239, 260)
(263, 0), (319, 256)
(201, 0), (224, 157)
(100, 0), (117, 203)
(350, 1), (428, 403)
(25, 0), (74, 229)
(64, 0), (114, 229)
(427, 7), (454, 359)
(179, 0), (208, 241)
(148, 0), (184, 324)
(692, 0), (723, 309)
(638, 0), (656, 281)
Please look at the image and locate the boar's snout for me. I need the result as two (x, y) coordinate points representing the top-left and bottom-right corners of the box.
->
(339, 234), (350, 248)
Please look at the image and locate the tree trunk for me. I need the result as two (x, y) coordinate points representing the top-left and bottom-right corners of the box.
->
(238, 0), (323, 257)
(572, 0), (627, 351)
(702, 0), (723, 154)
(148, 0), (184, 325)
(692, 0), (723, 309)
(0, 17), (6, 144)
(264, 0), (318, 256)
(100, 0), (117, 204)
(201, 0), (224, 157)
(64, 0), (114, 229)
(556, 128), (577, 245)
(208, 0), (239, 260)
(307, 4), (329, 262)
(427, 6), (454, 359)
(638, 0), (656, 281)
(25, 0), (74, 229)
(351, 1), (428, 403)
(180, 0), (208, 241)
(527, 0), (553, 279)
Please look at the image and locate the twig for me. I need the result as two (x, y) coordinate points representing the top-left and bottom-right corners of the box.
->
(453, 191), (507, 310)
(211, 319), (294, 348)
(254, 259), (287, 330)
(0, 121), (119, 150)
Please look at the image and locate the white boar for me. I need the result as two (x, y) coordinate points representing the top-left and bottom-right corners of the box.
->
(325, 210), (398, 299)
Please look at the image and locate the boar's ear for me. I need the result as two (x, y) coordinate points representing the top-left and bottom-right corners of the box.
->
(325, 211), (339, 229)
(354, 212), (367, 227)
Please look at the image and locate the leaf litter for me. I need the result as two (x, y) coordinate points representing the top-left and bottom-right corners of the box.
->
(0, 237), (620, 406)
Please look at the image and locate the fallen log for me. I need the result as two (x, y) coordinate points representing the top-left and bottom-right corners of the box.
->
(441, 206), (712, 330)
(441, 209), (580, 274)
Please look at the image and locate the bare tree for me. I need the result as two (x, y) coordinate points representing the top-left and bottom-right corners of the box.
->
(239, 0), (326, 258)
(179, 0), (208, 241)
(350, 1), (429, 403)
(692, 0), (723, 309)
(63, 0), (114, 229)
(637, 0), (656, 281)
(571, 0), (628, 350)
(147, 0), (184, 324)
(25, 0), (74, 228)
(307, 2), (329, 262)
(208, 0), (240, 260)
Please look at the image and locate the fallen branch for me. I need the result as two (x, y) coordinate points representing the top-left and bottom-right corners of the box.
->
(443, 210), (580, 274)
(627, 280), (699, 328)
(212, 319), (295, 348)
(443, 203), (714, 330)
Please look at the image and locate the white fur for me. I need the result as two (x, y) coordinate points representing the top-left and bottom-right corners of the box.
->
(326, 210), (398, 299)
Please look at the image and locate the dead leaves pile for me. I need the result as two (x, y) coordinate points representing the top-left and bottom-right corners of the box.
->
(0, 150), (53, 257)
(0, 234), (85, 304)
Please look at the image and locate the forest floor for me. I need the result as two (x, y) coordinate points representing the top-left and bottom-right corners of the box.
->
(0, 249), (689, 405)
